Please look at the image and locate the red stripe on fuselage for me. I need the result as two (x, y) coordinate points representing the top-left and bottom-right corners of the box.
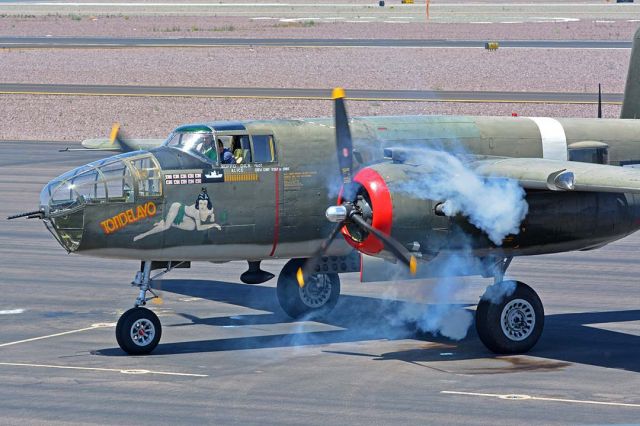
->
(269, 170), (280, 257)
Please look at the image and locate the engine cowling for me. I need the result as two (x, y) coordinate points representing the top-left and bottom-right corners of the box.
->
(338, 163), (451, 259)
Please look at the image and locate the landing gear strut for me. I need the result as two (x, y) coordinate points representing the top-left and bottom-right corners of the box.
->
(276, 258), (341, 320)
(116, 261), (184, 355)
(475, 257), (544, 354)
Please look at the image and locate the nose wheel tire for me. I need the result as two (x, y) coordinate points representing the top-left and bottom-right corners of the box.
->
(116, 307), (162, 355)
(277, 258), (340, 320)
(475, 281), (544, 354)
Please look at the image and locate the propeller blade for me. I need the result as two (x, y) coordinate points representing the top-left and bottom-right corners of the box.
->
(350, 214), (418, 276)
(297, 222), (344, 287)
(109, 122), (136, 152)
(333, 87), (353, 185)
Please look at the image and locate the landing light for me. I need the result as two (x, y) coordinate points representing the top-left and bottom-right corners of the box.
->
(554, 171), (576, 191)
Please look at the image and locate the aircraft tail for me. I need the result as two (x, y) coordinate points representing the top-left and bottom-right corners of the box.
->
(621, 27), (640, 118)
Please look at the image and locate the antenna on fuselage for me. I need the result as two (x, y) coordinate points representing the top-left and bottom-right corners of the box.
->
(598, 84), (603, 119)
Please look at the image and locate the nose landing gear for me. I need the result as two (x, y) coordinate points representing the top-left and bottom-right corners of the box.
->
(116, 307), (161, 355)
(115, 261), (183, 355)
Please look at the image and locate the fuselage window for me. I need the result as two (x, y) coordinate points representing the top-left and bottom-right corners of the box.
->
(231, 135), (252, 164)
(252, 135), (277, 163)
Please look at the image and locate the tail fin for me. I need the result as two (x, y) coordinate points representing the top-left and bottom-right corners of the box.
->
(621, 27), (640, 118)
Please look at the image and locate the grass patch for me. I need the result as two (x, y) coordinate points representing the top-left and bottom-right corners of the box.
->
(272, 20), (316, 28)
(152, 25), (182, 32)
(209, 25), (235, 32)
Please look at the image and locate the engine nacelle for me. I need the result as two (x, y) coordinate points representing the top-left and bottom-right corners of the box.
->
(339, 163), (451, 259)
(339, 163), (640, 261)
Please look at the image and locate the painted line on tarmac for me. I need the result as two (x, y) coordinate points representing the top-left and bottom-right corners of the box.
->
(0, 90), (623, 105)
(442, 391), (640, 408)
(0, 309), (25, 315)
(0, 322), (115, 348)
(0, 362), (208, 377)
(3, 45), (631, 51)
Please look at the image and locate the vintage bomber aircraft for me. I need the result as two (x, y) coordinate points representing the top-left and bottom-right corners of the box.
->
(11, 28), (640, 356)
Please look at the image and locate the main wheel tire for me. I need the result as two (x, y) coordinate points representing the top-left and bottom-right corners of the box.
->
(276, 258), (340, 320)
(116, 307), (162, 355)
(476, 280), (544, 354)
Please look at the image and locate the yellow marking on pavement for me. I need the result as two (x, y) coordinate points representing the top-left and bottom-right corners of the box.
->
(0, 323), (114, 348)
(0, 362), (208, 377)
(0, 46), (631, 51)
(0, 90), (622, 105)
(442, 391), (640, 408)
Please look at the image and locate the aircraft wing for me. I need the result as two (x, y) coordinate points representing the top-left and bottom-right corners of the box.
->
(472, 158), (640, 193)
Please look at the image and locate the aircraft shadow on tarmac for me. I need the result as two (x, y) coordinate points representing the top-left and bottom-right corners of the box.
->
(98, 279), (640, 373)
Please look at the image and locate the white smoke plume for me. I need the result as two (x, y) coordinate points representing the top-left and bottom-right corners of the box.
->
(399, 149), (528, 245)
(481, 279), (517, 304)
(383, 148), (529, 340)
(385, 280), (474, 341)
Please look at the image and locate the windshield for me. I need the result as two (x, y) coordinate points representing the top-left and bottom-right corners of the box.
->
(164, 131), (216, 162)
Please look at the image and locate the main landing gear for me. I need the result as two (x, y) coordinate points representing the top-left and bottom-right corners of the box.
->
(277, 258), (341, 320)
(116, 261), (185, 355)
(475, 257), (545, 354)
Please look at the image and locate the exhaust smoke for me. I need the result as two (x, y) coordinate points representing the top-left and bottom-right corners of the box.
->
(386, 148), (529, 340)
(398, 148), (528, 245)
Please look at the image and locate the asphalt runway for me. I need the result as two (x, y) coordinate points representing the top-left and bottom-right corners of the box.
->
(0, 83), (621, 104)
(0, 37), (631, 49)
(1, 140), (640, 424)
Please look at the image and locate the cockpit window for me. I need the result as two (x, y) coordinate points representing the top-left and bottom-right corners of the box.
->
(164, 132), (216, 162)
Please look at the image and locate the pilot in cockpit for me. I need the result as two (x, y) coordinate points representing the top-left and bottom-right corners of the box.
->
(200, 135), (217, 162)
(217, 139), (234, 164)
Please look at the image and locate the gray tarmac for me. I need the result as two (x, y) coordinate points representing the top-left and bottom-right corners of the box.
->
(2, 141), (640, 424)
(0, 83), (621, 104)
(0, 36), (631, 49)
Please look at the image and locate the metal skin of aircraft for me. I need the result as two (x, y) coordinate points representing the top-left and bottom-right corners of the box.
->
(11, 27), (640, 356)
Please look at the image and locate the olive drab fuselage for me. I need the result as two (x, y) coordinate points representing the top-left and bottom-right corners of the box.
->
(41, 115), (640, 262)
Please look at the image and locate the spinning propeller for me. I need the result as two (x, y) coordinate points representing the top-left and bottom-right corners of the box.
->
(109, 122), (137, 152)
(296, 88), (418, 287)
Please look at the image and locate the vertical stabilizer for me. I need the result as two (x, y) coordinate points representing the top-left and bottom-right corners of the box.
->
(621, 27), (640, 118)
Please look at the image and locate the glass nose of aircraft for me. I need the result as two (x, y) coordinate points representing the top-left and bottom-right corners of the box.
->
(40, 151), (162, 252)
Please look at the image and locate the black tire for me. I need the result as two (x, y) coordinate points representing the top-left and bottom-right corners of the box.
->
(475, 280), (544, 354)
(116, 307), (162, 355)
(276, 258), (340, 320)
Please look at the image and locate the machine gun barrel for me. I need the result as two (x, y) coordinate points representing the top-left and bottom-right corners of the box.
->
(7, 210), (44, 220)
